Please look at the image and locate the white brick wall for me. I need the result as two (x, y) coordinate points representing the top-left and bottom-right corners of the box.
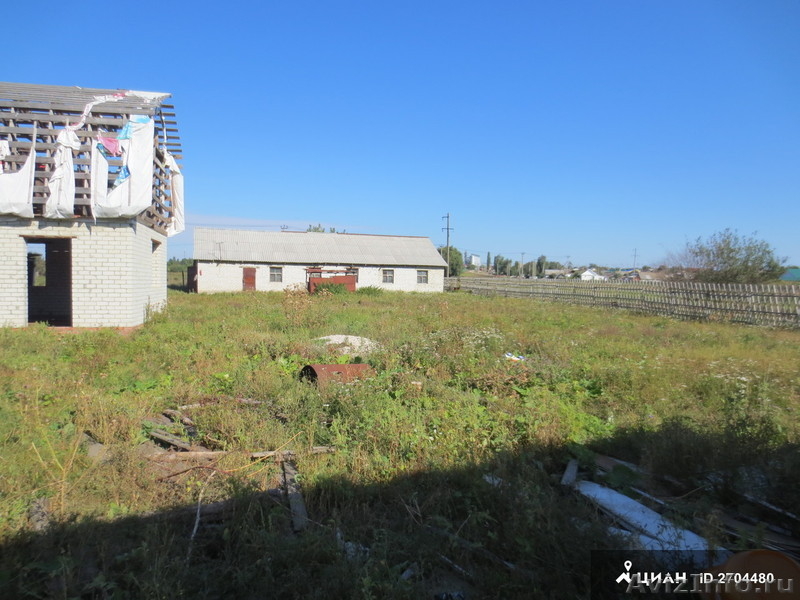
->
(196, 261), (445, 293)
(0, 219), (29, 327)
(0, 218), (167, 328)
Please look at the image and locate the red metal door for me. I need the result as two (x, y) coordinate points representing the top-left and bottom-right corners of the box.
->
(242, 267), (256, 291)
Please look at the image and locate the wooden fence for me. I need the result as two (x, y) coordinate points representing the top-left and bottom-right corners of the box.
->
(445, 277), (800, 328)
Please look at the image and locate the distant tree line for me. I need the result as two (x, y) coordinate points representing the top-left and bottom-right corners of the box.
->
(168, 258), (193, 273)
(437, 230), (788, 285)
(436, 248), (571, 278)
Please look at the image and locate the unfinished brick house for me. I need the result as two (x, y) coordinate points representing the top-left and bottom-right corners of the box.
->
(0, 83), (184, 327)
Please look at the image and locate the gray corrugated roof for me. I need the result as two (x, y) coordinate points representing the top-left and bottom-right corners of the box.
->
(194, 228), (448, 268)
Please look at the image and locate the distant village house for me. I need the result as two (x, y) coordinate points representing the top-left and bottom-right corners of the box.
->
(580, 269), (607, 281)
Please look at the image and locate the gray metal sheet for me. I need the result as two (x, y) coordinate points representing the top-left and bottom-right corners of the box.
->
(194, 228), (448, 268)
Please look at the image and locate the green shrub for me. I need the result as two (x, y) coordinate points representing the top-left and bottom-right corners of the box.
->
(355, 286), (382, 296)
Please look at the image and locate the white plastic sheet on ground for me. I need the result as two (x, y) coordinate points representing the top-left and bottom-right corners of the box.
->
(576, 480), (730, 570)
(576, 481), (712, 551)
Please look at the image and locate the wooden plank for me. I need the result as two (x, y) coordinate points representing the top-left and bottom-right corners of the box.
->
(283, 460), (309, 532)
(163, 409), (195, 427)
(718, 514), (800, 560)
(3, 144), (102, 156)
(149, 450), (226, 460)
(1, 112), (128, 126)
(12, 156), (123, 167)
(148, 429), (195, 451)
(146, 446), (336, 461)
(252, 446), (335, 459)
(0, 126), (181, 145)
(560, 459), (579, 486)
(0, 99), (157, 115)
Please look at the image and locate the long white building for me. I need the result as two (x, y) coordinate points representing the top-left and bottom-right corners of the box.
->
(193, 228), (448, 293)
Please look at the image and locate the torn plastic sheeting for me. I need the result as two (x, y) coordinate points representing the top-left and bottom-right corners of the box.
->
(45, 129), (81, 219)
(65, 92), (167, 132)
(91, 116), (154, 219)
(164, 151), (184, 237)
(0, 127), (36, 218)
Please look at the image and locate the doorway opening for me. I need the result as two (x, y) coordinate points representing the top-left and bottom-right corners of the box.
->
(26, 237), (72, 326)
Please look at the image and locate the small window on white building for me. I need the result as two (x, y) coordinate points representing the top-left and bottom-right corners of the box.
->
(382, 269), (394, 284)
(417, 270), (428, 284)
(270, 267), (283, 282)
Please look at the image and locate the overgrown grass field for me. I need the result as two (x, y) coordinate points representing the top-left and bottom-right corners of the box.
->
(1, 289), (798, 598)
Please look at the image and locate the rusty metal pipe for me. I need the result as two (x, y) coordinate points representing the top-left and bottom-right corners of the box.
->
(299, 364), (375, 384)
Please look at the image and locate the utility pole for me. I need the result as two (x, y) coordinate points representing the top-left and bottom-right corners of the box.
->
(521, 252), (525, 279)
(633, 248), (637, 272)
(442, 213), (453, 278)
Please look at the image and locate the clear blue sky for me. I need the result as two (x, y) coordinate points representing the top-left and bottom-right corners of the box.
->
(6, 1), (799, 267)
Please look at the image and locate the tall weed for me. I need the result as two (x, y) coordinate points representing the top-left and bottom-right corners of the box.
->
(1, 289), (799, 597)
